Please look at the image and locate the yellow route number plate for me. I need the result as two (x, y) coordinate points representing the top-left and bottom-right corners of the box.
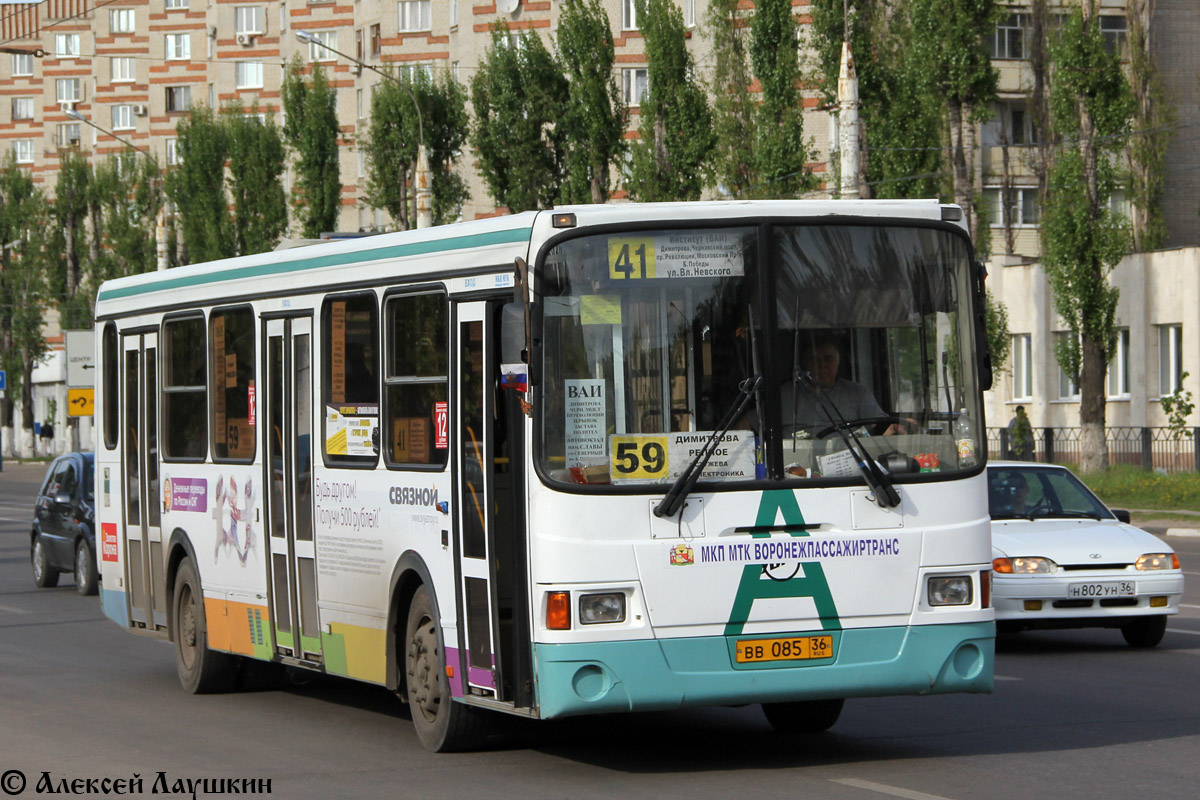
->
(609, 435), (669, 480)
(608, 237), (657, 280)
(735, 635), (834, 664)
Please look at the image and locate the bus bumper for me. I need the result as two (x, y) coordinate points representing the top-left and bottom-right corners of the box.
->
(531, 622), (994, 719)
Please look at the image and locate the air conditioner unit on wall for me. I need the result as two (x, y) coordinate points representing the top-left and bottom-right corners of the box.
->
(236, 33), (255, 46)
(60, 101), (76, 113)
(133, 104), (148, 116)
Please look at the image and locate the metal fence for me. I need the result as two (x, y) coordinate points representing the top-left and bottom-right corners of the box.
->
(986, 426), (1200, 473)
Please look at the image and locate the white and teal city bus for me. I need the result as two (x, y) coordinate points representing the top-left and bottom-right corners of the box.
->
(94, 200), (995, 751)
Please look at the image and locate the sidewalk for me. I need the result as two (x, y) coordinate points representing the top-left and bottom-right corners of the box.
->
(1129, 509), (1200, 538)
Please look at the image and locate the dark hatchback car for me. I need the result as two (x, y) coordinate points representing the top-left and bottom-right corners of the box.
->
(31, 452), (98, 596)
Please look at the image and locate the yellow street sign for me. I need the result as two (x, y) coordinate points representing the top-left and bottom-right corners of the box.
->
(68, 388), (94, 417)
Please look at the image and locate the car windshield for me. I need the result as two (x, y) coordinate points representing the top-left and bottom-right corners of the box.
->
(536, 222), (982, 488)
(83, 459), (95, 503)
(988, 467), (1113, 521)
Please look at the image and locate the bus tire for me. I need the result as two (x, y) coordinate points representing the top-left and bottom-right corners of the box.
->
(32, 534), (59, 588)
(405, 585), (486, 752)
(1122, 615), (1167, 648)
(761, 698), (845, 734)
(172, 558), (238, 694)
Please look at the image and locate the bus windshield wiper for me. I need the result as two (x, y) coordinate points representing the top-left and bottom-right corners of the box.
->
(654, 374), (762, 519)
(797, 370), (901, 509)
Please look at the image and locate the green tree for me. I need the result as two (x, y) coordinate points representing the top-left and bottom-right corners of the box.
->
(166, 106), (233, 263)
(364, 71), (469, 228)
(1126, 0), (1171, 251)
(1042, 4), (1135, 472)
(226, 104), (288, 254)
(557, 0), (625, 204)
(625, 0), (714, 201)
(283, 59), (342, 236)
(89, 151), (163, 285)
(0, 155), (49, 446)
(705, 0), (756, 198)
(748, 0), (817, 197)
(471, 26), (568, 213)
(48, 150), (91, 327)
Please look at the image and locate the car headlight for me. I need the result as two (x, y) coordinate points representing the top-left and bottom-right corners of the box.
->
(578, 592), (626, 624)
(928, 575), (973, 606)
(1135, 553), (1179, 571)
(1010, 557), (1056, 574)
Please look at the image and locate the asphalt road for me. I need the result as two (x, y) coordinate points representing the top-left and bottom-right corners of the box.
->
(4, 461), (1200, 799)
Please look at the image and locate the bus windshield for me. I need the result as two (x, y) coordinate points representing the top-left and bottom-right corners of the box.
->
(537, 222), (981, 488)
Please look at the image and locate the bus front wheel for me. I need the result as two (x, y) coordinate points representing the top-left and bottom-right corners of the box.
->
(172, 558), (238, 694)
(404, 585), (486, 752)
(761, 698), (845, 734)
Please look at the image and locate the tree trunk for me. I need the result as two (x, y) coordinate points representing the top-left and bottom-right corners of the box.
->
(589, 170), (604, 205)
(1079, 334), (1109, 472)
(20, 345), (35, 459)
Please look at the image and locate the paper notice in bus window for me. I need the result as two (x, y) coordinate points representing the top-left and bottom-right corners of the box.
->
(580, 295), (621, 326)
(226, 418), (253, 458)
(608, 231), (744, 281)
(433, 401), (449, 449)
(247, 381), (256, 427)
(225, 353), (238, 389)
(325, 404), (378, 457)
(394, 417), (430, 463)
(565, 379), (606, 465)
(331, 301), (346, 403)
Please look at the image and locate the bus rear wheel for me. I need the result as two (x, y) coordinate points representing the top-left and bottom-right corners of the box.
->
(404, 586), (486, 752)
(762, 698), (845, 734)
(172, 558), (238, 694)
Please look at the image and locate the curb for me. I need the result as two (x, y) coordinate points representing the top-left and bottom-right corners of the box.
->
(1165, 528), (1200, 538)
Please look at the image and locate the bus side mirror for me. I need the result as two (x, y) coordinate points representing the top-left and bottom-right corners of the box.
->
(974, 260), (993, 392)
(501, 302), (542, 386)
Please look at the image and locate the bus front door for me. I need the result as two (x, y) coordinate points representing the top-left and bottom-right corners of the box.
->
(263, 317), (322, 663)
(122, 331), (166, 633)
(454, 300), (531, 706)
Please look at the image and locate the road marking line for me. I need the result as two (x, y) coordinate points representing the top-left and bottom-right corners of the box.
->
(830, 778), (956, 800)
(993, 675), (1021, 681)
(1167, 628), (1200, 636)
(0, 604), (29, 614)
(1180, 604), (1200, 610)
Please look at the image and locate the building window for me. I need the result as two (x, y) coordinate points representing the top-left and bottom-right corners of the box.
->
(983, 101), (1034, 147)
(166, 33), (191, 60)
(1108, 190), (1131, 222)
(112, 104), (136, 130)
(163, 316), (208, 461)
(110, 9), (135, 34)
(356, 88), (363, 119)
(56, 123), (82, 148)
(622, 0), (639, 30)
(623, 67), (648, 106)
(1055, 332), (1080, 400)
(235, 61), (264, 89)
(1158, 324), (1183, 397)
(984, 187), (1040, 227)
(11, 97), (34, 120)
(56, 79), (82, 103)
(1108, 328), (1130, 398)
(370, 24), (381, 56)
(235, 6), (266, 35)
(450, 0), (458, 28)
(111, 56), (136, 82)
(55, 33), (81, 58)
(397, 63), (432, 82)
(166, 85), (192, 113)
(12, 140), (35, 164)
(1011, 334), (1032, 401)
(990, 13), (1027, 59)
(1101, 15), (1127, 55)
(683, 0), (695, 28)
(165, 0), (188, 8)
(307, 30), (337, 62)
(11, 53), (34, 76)
(166, 138), (179, 165)
(355, 28), (364, 60)
(398, 0), (431, 32)
(384, 292), (449, 468)
(211, 308), (256, 461)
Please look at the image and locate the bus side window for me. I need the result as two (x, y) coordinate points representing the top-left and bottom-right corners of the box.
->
(383, 291), (448, 469)
(211, 306), (256, 462)
(102, 323), (120, 451)
(163, 315), (208, 461)
(322, 292), (380, 466)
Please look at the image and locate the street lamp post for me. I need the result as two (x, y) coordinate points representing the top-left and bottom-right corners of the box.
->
(64, 109), (170, 271)
(294, 30), (432, 229)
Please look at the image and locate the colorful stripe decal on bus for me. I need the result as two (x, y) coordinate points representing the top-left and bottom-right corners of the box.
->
(724, 490), (842, 636)
(97, 226), (534, 301)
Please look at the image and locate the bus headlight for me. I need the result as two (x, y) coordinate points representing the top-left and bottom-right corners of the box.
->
(927, 576), (973, 606)
(578, 593), (626, 624)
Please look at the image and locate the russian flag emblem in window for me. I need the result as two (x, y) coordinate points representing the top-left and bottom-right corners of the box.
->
(500, 363), (528, 392)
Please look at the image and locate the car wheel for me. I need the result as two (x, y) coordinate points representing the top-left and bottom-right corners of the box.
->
(172, 558), (239, 694)
(31, 535), (59, 589)
(74, 539), (99, 596)
(1121, 615), (1167, 648)
(761, 698), (845, 734)
(405, 585), (487, 752)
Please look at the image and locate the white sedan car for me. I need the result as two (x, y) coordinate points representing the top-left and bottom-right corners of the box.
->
(988, 462), (1184, 647)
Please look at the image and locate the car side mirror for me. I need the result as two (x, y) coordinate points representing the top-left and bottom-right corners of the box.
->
(54, 491), (72, 505)
(1111, 508), (1131, 524)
